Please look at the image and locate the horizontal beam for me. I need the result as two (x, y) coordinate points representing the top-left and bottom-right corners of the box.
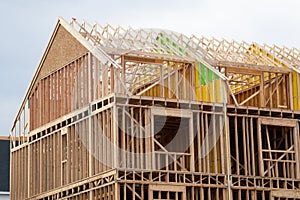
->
(272, 190), (300, 198)
(124, 55), (163, 64)
(218, 61), (292, 74)
(149, 184), (185, 192)
(102, 47), (194, 63)
(30, 169), (117, 199)
(259, 117), (297, 127)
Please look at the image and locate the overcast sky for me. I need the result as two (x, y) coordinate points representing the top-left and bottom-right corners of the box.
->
(0, 0), (299, 136)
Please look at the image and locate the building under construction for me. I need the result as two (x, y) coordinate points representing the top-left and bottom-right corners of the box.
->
(10, 17), (300, 200)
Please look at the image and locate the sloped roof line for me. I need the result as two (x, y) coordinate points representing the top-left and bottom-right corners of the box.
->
(60, 17), (124, 70)
(253, 42), (300, 74)
(11, 18), (62, 131)
(11, 17), (132, 131)
(262, 44), (300, 73)
(70, 19), (227, 81)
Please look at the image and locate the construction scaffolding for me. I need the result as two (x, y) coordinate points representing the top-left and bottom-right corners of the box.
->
(10, 17), (300, 200)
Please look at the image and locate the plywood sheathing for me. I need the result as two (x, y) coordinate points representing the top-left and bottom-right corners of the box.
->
(33, 25), (88, 90)
(9, 18), (300, 200)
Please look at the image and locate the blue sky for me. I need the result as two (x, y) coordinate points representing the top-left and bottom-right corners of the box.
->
(0, 0), (300, 135)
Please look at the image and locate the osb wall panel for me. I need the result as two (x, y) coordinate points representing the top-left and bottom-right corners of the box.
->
(35, 25), (88, 88)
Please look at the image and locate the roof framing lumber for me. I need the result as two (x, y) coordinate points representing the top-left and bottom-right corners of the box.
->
(9, 17), (300, 200)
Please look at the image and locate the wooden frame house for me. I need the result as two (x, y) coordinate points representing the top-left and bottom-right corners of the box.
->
(10, 17), (300, 200)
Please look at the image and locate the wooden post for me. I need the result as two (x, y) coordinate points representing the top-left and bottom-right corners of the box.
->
(257, 119), (264, 176)
(189, 117), (195, 172)
(160, 65), (164, 98)
(120, 56), (125, 95)
(260, 73), (265, 107)
(294, 125), (300, 179)
(145, 109), (151, 170)
(289, 73), (294, 110)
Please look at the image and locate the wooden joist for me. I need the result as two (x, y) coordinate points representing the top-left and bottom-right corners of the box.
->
(9, 18), (300, 200)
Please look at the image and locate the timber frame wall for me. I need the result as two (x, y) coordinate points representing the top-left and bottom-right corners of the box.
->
(10, 17), (300, 200)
